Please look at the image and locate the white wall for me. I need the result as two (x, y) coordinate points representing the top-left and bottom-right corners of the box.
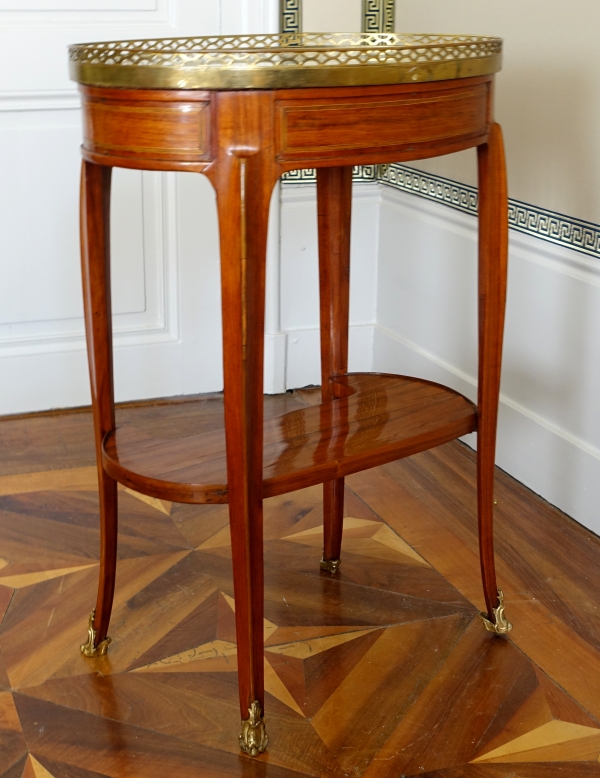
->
(374, 184), (600, 535)
(303, 0), (362, 32)
(398, 0), (600, 223)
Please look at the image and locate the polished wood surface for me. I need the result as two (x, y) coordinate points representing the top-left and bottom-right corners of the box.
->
(101, 375), (477, 503)
(81, 86), (212, 171)
(1, 398), (600, 776)
(76, 71), (508, 744)
(79, 77), (494, 173)
(274, 80), (490, 162)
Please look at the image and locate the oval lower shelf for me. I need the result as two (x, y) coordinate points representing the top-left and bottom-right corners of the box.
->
(102, 372), (477, 504)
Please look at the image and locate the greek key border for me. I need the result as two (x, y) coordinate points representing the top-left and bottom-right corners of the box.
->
(282, 166), (378, 184)
(280, 0), (301, 35)
(281, 0), (395, 35)
(362, 0), (395, 34)
(380, 163), (600, 260)
(379, 163), (478, 215)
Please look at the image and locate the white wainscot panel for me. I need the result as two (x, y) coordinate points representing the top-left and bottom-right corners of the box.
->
(0, 108), (176, 356)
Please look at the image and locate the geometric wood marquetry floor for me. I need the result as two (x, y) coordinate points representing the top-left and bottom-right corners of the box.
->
(1, 389), (600, 777)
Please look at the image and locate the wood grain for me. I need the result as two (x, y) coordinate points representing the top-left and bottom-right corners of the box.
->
(276, 82), (489, 161)
(0, 398), (600, 774)
(101, 374), (477, 503)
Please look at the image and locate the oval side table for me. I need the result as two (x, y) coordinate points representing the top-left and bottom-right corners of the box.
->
(69, 33), (511, 757)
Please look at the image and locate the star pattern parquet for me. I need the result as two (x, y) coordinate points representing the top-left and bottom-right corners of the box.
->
(0, 391), (600, 777)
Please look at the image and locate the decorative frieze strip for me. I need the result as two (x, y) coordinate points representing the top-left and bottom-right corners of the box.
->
(379, 163), (478, 215)
(380, 163), (600, 259)
(280, 0), (301, 35)
(282, 165), (378, 184)
(362, 0), (395, 34)
(281, 0), (395, 35)
(508, 201), (600, 258)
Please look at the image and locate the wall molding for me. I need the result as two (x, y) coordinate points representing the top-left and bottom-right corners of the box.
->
(0, 91), (81, 112)
(0, 0), (156, 9)
(379, 163), (477, 217)
(281, 178), (381, 205)
(0, 0), (174, 26)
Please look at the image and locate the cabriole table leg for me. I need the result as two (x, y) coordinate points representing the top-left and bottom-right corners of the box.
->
(79, 160), (118, 657)
(476, 123), (512, 636)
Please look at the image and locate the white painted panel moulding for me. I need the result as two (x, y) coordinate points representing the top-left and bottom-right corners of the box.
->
(0, 92), (81, 112)
(377, 187), (600, 445)
(0, 0), (172, 26)
(0, 0), (156, 10)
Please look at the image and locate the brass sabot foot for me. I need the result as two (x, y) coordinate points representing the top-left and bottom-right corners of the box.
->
(80, 609), (112, 657)
(480, 587), (513, 635)
(239, 701), (268, 757)
(320, 557), (341, 574)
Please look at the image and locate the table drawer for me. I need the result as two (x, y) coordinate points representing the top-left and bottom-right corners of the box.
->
(276, 82), (489, 160)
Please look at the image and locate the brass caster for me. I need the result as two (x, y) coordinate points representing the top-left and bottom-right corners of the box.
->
(80, 609), (112, 657)
(239, 701), (268, 757)
(480, 587), (513, 635)
(320, 557), (341, 574)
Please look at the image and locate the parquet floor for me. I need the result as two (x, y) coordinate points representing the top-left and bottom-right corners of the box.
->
(0, 390), (599, 777)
